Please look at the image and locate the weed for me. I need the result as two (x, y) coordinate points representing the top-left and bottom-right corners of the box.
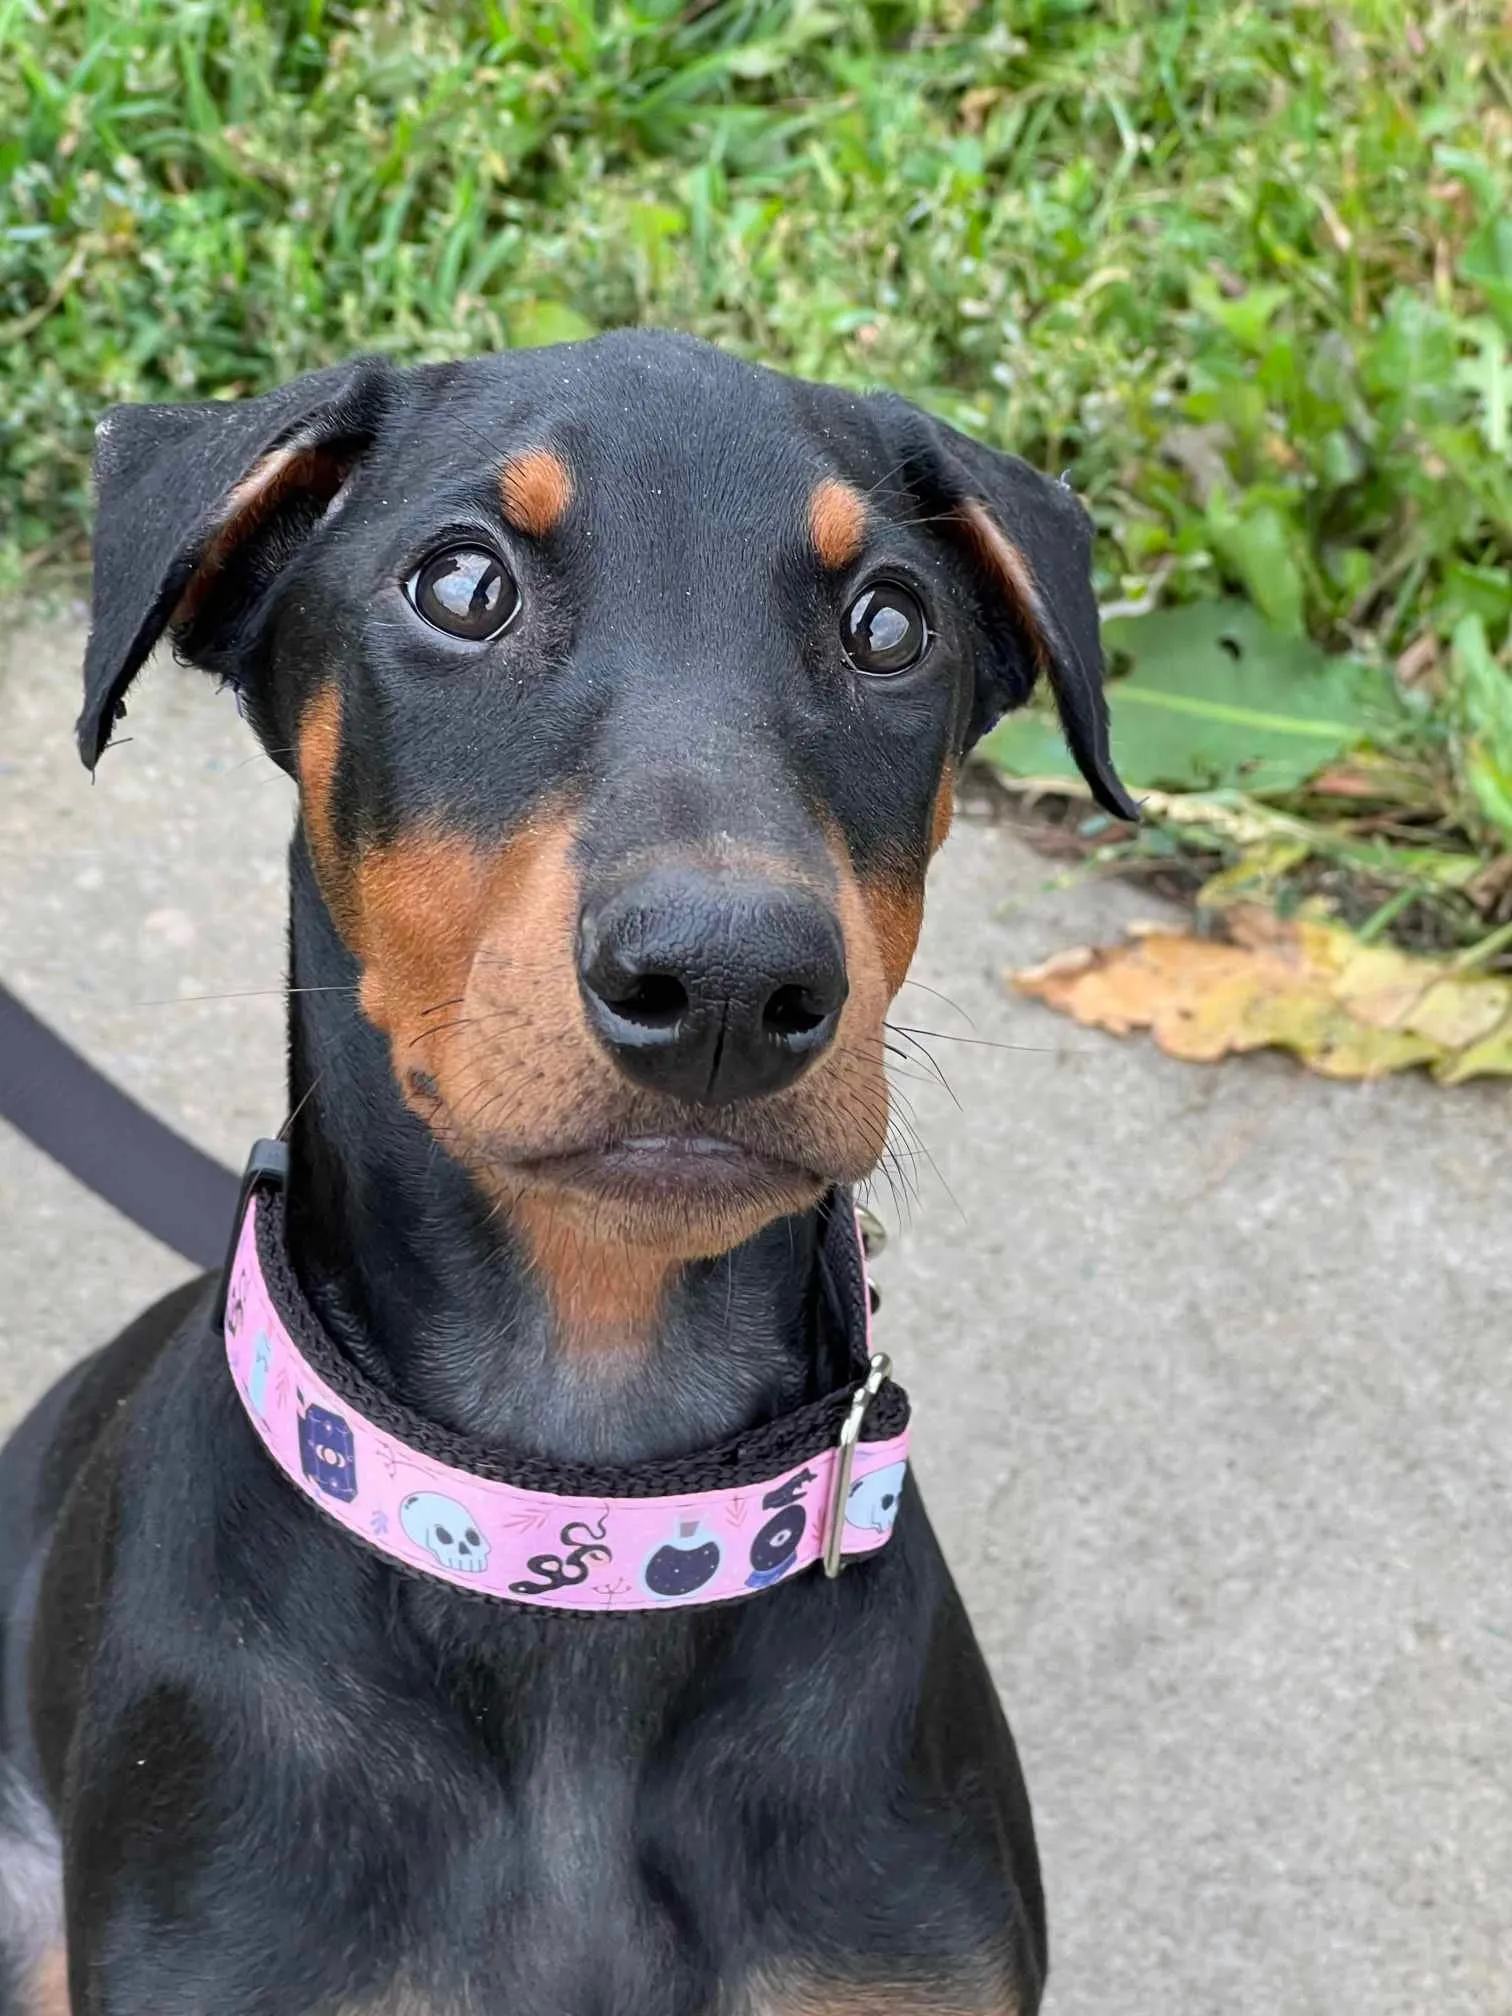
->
(3, 0), (1510, 914)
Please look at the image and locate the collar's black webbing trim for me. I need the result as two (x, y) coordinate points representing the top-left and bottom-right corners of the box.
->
(0, 978), (237, 1268)
(253, 1186), (909, 1502)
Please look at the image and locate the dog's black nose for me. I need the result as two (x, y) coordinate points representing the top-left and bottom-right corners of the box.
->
(578, 870), (847, 1105)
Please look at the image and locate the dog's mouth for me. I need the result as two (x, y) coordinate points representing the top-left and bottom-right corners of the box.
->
(516, 1132), (823, 1211)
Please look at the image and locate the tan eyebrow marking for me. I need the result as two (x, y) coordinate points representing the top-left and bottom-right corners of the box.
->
(500, 449), (574, 536)
(808, 478), (867, 569)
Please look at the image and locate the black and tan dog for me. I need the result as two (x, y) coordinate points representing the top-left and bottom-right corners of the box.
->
(0, 331), (1131, 2015)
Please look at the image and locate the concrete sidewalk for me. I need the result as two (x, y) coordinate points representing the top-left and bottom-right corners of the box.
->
(3, 617), (1509, 2014)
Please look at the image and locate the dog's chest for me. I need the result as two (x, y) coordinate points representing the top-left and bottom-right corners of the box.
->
(283, 1725), (707, 2013)
(267, 1740), (1011, 2016)
(345, 1993), (1020, 2016)
(305, 1800), (1024, 2016)
(337, 1968), (1024, 2016)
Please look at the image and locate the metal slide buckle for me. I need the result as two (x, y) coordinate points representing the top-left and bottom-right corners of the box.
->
(822, 1351), (892, 1580)
(855, 1205), (887, 1259)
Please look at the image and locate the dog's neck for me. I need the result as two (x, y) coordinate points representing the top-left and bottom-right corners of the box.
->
(281, 839), (834, 1467)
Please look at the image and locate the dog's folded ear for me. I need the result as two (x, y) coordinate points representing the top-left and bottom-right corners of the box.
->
(869, 398), (1137, 821)
(78, 357), (396, 770)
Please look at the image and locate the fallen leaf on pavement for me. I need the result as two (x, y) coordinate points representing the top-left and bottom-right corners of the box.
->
(1010, 904), (1512, 1082)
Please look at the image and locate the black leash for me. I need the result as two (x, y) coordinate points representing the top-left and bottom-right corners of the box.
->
(0, 979), (238, 1269)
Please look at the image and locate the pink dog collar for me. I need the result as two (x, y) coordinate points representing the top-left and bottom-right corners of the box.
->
(220, 1144), (911, 1612)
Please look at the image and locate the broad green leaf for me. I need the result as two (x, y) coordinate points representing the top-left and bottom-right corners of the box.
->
(1460, 214), (1512, 339)
(1434, 146), (1506, 219)
(507, 300), (597, 349)
(978, 708), (1079, 785)
(631, 201), (686, 248)
(1452, 613), (1512, 837)
(1437, 561), (1512, 634)
(1456, 318), (1511, 455)
(1205, 494), (1306, 636)
(1189, 277), (1290, 354)
(982, 601), (1396, 797)
(1365, 292), (1460, 407)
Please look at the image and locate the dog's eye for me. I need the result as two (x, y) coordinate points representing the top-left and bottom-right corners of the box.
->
(407, 546), (519, 641)
(842, 581), (928, 676)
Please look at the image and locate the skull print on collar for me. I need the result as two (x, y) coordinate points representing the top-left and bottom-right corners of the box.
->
(220, 1141), (911, 1612)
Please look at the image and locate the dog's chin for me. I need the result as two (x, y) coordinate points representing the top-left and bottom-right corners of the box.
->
(506, 1135), (830, 1257)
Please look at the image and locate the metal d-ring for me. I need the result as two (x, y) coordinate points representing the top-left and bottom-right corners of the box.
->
(855, 1205), (888, 1259)
(823, 1352), (892, 1579)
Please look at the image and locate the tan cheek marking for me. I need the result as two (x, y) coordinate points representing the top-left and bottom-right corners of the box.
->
(512, 1198), (676, 1344)
(857, 870), (925, 998)
(352, 830), (495, 1053)
(426, 814), (594, 1141)
(809, 478), (867, 569)
(501, 449), (574, 536)
(348, 814), (671, 1345)
(954, 500), (1050, 667)
(793, 838), (898, 1184)
(297, 685), (350, 915)
(459, 823), (676, 1341)
(930, 761), (956, 855)
(353, 813), (593, 1136)
(26, 1948), (69, 2016)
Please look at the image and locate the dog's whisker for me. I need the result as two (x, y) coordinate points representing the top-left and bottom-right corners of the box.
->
(132, 983), (356, 1006)
(890, 1020), (1085, 1058)
(883, 1025), (960, 1108)
(278, 1065), (328, 1142)
(857, 453), (916, 501)
(895, 977), (975, 1028)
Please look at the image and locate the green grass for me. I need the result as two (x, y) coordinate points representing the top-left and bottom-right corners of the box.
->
(3, 0), (1511, 911)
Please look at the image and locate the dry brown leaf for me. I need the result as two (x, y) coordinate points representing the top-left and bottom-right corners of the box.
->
(1394, 630), (1442, 693)
(1010, 910), (1512, 1083)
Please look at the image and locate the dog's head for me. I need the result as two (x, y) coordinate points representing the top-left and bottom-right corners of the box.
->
(81, 333), (1131, 1283)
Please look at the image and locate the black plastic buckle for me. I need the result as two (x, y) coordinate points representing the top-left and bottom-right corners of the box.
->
(211, 1137), (289, 1331)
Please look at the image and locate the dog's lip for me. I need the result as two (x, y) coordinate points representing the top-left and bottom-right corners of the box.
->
(516, 1133), (821, 1197)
